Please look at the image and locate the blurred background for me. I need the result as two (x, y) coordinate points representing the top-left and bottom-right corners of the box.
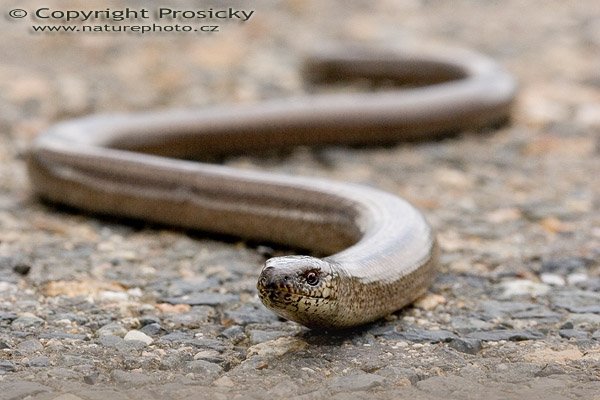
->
(0, 0), (599, 397)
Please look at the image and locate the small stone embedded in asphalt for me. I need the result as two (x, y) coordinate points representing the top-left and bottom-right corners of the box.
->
(248, 329), (289, 345)
(448, 338), (482, 354)
(139, 315), (161, 326)
(223, 303), (280, 325)
(124, 329), (154, 345)
(27, 356), (50, 367)
(541, 257), (592, 274)
(558, 329), (589, 340)
(219, 325), (247, 343)
(96, 322), (127, 337)
(185, 359), (224, 379)
(0, 311), (17, 322)
(16, 339), (44, 354)
(551, 290), (600, 313)
(111, 369), (156, 386)
(497, 280), (551, 299)
(382, 328), (457, 343)
(0, 360), (16, 373)
(140, 322), (163, 336)
(465, 329), (544, 341)
(540, 273), (566, 286)
(12, 262), (31, 275)
(534, 363), (566, 377)
(165, 306), (214, 327)
(162, 277), (222, 297)
(158, 331), (192, 342)
(83, 372), (100, 385)
(327, 373), (386, 392)
(560, 321), (574, 329)
(11, 313), (45, 329)
(162, 292), (239, 306)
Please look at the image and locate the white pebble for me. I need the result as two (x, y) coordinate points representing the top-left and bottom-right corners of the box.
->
(124, 330), (153, 345)
(540, 273), (566, 286)
(567, 273), (588, 286)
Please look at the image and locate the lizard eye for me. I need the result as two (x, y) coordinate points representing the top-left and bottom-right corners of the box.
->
(305, 271), (319, 286)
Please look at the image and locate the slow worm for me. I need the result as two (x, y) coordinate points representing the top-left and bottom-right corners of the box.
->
(27, 47), (516, 329)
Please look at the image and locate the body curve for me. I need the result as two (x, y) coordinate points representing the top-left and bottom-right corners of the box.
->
(27, 46), (516, 329)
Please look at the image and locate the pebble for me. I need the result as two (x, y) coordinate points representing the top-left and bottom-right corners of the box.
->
(541, 257), (592, 274)
(248, 329), (289, 345)
(223, 303), (279, 325)
(111, 369), (155, 386)
(124, 330), (154, 345)
(534, 363), (566, 377)
(140, 322), (163, 336)
(219, 325), (247, 343)
(327, 373), (386, 392)
(497, 280), (551, 299)
(166, 306), (214, 327)
(185, 360), (223, 380)
(96, 322), (127, 337)
(16, 339), (43, 354)
(162, 293), (239, 306)
(540, 273), (566, 286)
(0, 311), (17, 322)
(558, 329), (589, 340)
(27, 356), (50, 367)
(413, 293), (447, 310)
(0, 360), (16, 373)
(465, 329), (544, 341)
(11, 313), (45, 329)
(592, 330), (600, 340)
(383, 328), (457, 343)
(551, 290), (600, 313)
(448, 338), (483, 355)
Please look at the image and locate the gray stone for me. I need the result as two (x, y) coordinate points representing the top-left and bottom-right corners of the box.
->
(465, 329), (544, 341)
(223, 303), (279, 325)
(0, 311), (17, 322)
(0, 360), (16, 373)
(140, 322), (163, 336)
(16, 339), (43, 354)
(558, 329), (589, 340)
(139, 315), (161, 326)
(551, 290), (600, 313)
(162, 292), (238, 306)
(417, 375), (487, 397)
(11, 313), (45, 329)
(185, 359), (223, 379)
(541, 257), (592, 274)
(592, 330), (600, 340)
(327, 373), (386, 392)
(96, 322), (127, 337)
(387, 328), (457, 343)
(27, 356), (50, 367)
(219, 325), (246, 343)
(248, 329), (288, 344)
(39, 332), (88, 340)
(83, 372), (100, 385)
(124, 329), (153, 345)
(534, 363), (566, 377)
(97, 334), (125, 349)
(111, 369), (155, 386)
(166, 306), (214, 327)
(0, 380), (51, 398)
(448, 338), (482, 354)
(163, 277), (222, 297)
(159, 331), (192, 342)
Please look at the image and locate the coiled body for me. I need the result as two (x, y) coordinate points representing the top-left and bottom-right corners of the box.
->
(27, 47), (516, 329)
